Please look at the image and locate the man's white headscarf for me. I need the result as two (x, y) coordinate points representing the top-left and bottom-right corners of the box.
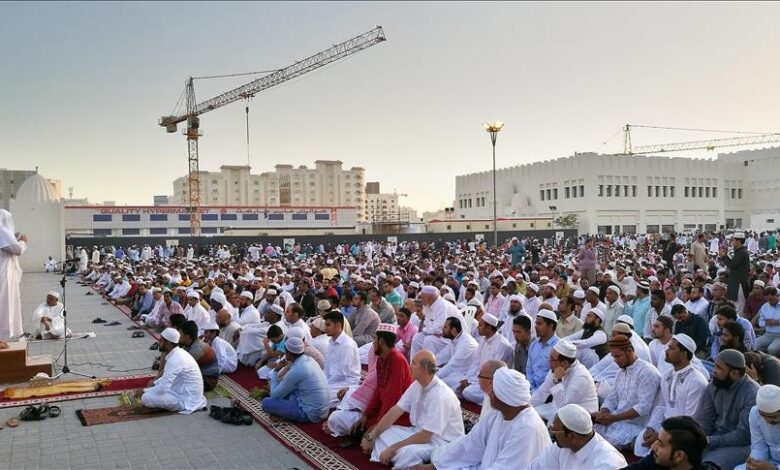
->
(0, 209), (17, 250)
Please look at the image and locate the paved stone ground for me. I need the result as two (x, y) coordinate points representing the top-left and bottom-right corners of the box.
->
(0, 273), (308, 469)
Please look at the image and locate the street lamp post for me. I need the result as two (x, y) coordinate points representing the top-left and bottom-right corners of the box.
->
(483, 121), (504, 248)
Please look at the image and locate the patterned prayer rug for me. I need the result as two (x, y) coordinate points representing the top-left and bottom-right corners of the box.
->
(75, 404), (175, 426)
(0, 373), (157, 409)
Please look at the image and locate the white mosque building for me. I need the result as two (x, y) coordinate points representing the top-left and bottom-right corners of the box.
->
(9, 172), (65, 272)
(453, 147), (780, 235)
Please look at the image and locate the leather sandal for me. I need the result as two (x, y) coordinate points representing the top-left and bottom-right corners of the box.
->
(20, 405), (48, 421)
(131, 331), (145, 338)
(92, 318), (107, 324)
(48, 406), (61, 418)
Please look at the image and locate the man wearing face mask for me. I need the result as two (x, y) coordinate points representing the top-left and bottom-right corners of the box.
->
(694, 349), (760, 470)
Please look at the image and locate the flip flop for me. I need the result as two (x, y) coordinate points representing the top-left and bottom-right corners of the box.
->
(48, 406), (61, 418)
(104, 321), (121, 326)
(131, 331), (145, 338)
(149, 343), (159, 351)
(92, 318), (107, 324)
(85, 292), (94, 296)
(127, 325), (142, 330)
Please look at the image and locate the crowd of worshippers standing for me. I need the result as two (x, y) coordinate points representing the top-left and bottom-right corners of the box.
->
(69, 230), (780, 469)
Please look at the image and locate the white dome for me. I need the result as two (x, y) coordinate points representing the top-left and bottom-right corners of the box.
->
(14, 173), (59, 203)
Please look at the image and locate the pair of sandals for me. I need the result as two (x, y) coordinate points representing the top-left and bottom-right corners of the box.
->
(19, 404), (61, 421)
(131, 331), (145, 338)
(209, 405), (253, 425)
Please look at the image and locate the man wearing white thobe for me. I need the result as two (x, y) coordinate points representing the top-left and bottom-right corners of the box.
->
(460, 313), (514, 404)
(0, 209), (26, 340)
(634, 334), (707, 457)
(436, 317), (479, 390)
(429, 367), (552, 470)
(32, 291), (70, 339)
(362, 350), (465, 468)
(530, 339), (598, 423)
(323, 311), (361, 407)
(140, 328), (207, 414)
(528, 404), (628, 470)
(183, 292), (210, 335)
(410, 286), (457, 358)
(236, 291), (261, 326)
(204, 322), (238, 374)
(91, 247), (100, 265)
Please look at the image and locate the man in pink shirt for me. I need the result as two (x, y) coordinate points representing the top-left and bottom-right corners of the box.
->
(395, 307), (418, 360)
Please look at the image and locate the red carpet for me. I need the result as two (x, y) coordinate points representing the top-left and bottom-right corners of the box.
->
(0, 374), (157, 409)
(76, 404), (175, 426)
(226, 366), (387, 470)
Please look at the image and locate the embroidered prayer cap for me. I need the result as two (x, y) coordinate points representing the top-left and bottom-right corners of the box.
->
(377, 323), (397, 335)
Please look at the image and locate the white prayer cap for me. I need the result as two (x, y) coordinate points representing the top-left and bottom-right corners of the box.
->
(733, 232), (746, 240)
(616, 315), (634, 327)
(268, 304), (284, 316)
(537, 309), (558, 324)
(186, 291), (201, 300)
(509, 295), (523, 304)
(757, 384), (780, 413)
(46, 291), (60, 299)
(755, 280), (767, 288)
(545, 281), (557, 290)
(467, 298), (484, 308)
(557, 404), (593, 434)
(573, 290), (586, 300)
(443, 293), (456, 302)
(420, 285), (439, 295)
(205, 320), (219, 331)
(607, 285), (621, 295)
(554, 339), (577, 359)
(648, 276), (659, 283)
(588, 307), (605, 322)
(152, 287), (162, 293)
(526, 283), (539, 293)
(210, 292), (227, 306)
(317, 299), (331, 311)
(586, 286), (599, 295)
(286, 337), (305, 354)
(481, 313), (499, 327)
(492, 367), (531, 407)
(377, 323), (397, 334)
(161, 328), (180, 344)
(310, 317), (326, 332)
(672, 334), (697, 355)
(409, 281), (420, 289)
(286, 327), (305, 340)
(240, 291), (255, 301)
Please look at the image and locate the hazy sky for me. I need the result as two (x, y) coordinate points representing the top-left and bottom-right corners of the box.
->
(2, 2), (779, 212)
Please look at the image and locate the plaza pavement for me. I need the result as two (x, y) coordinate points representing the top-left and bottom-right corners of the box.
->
(0, 272), (307, 469)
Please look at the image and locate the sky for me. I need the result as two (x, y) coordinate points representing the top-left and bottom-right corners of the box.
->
(1, 1), (779, 213)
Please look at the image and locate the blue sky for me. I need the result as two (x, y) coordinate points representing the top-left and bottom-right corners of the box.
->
(1, 1), (779, 212)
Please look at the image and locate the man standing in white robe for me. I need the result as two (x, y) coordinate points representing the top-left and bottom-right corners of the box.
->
(0, 209), (27, 342)
(361, 350), (465, 468)
(138, 328), (207, 414)
(427, 366), (551, 470)
(32, 291), (70, 339)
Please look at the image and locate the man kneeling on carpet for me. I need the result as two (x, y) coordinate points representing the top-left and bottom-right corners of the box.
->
(360, 350), (465, 468)
(137, 327), (207, 414)
(261, 336), (330, 423)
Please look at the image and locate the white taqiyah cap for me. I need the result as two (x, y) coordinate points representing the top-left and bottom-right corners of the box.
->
(467, 298), (484, 308)
(557, 404), (593, 434)
(161, 328), (180, 344)
(286, 337), (305, 354)
(47, 291), (60, 299)
(757, 384), (780, 413)
(587, 286), (600, 295)
(187, 291), (200, 299)
(267, 304), (284, 316)
(205, 320), (219, 331)
(554, 339), (577, 359)
(672, 333), (697, 355)
(286, 327), (305, 340)
(755, 280), (766, 288)
(573, 290), (586, 300)
(310, 317), (326, 332)
(546, 281), (557, 290)
(509, 295), (523, 304)
(240, 291), (255, 300)
(526, 283), (539, 293)
(409, 281), (420, 289)
(265, 288), (278, 296)
(421, 285), (438, 295)
(492, 367), (531, 407)
(443, 293), (456, 302)
(616, 315), (634, 327)
(607, 285), (621, 295)
(537, 309), (558, 324)
(733, 232), (746, 240)
(482, 313), (499, 327)
(588, 307), (605, 321)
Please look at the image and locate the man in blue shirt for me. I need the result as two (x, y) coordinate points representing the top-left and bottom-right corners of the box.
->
(757, 287), (780, 356)
(262, 337), (329, 423)
(627, 281), (651, 336)
(526, 309), (559, 391)
(506, 238), (526, 267)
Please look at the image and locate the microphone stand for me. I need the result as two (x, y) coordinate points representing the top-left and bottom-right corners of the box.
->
(52, 275), (96, 380)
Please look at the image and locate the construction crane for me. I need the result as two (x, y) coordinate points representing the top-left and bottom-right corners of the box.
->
(621, 124), (780, 155)
(159, 26), (386, 234)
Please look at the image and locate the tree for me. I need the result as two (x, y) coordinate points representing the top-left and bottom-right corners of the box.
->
(553, 213), (578, 229)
